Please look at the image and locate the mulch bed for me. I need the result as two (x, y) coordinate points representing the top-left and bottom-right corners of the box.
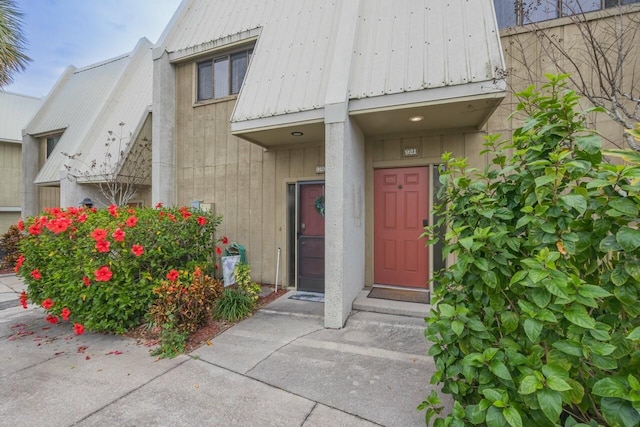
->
(127, 285), (289, 353)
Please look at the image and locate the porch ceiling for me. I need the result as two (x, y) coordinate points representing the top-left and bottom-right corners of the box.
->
(350, 96), (504, 136)
(233, 121), (325, 148)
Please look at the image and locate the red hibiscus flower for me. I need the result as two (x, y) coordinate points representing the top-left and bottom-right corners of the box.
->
(82, 276), (91, 287)
(222, 236), (229, 244)
(166, 269), (179, 282)
(17, 218), (24, 231)
(91, 228), (107, 241)
(77, 212), (87, 223)
(125, 216), (138, 227)
(94, 266), (113, 282)
(108, 204), (119, 217)
(216, 246), (222, 255)
(112, 228), (125, 242)
(180, 207), (192, 219)
(127, 208), (135, 214)
(95, 239), (110, 253)
(28, 224), (42, 235)
(74, 323), (85, 335)
(14, 254), (25, 272)
(19, 292), (28, 309)
(31, 269), (42, 281)
(197, 216), (207, 226)
(167, 214), (176, 222)
(155, 202), (163, 209)
(46, 217), (72, 234)
(42, 298), (54, 310)
(61, 307), (71, 321)
(45, 314), (59, 324)
(131, 245), (144, 257)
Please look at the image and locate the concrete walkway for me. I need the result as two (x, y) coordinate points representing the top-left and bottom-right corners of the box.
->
(0, 275), (444, 426)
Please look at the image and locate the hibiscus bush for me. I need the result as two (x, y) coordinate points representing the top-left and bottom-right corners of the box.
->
(420, 76), (640, 426)
(17, 204), (224, 334)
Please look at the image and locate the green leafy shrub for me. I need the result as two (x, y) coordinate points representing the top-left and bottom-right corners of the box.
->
(150, 322), (188, 359)
(0, 224), (23, 270)
(234, 262), (262, 301)
(148, 266), (224, 333)
(215, 288), (255, 322)
(17, 204), (224, 334)
(420, 75), (640, 426)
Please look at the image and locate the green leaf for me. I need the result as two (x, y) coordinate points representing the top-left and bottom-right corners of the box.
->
(486, 406), (507, 427)
(503, 407), (523, 427)
(438, 303), (455, 318)
(537, 389), (562, 422)
(563, 378), (585, 404)
(565, 305), (595, 329)
(559, 194), (587, 214)
(490, 359), (513, 381)
(519, 375), (541, 395)
(578, 285), (612, 299)
(599, 235), (622, 252)
(483, 388), (503, 402)
(552, 340), (583, 357)
(616, 226), (640, 252)
(600, 397), (640, 427)
(546, 376), (572, 392)
(501, 311), (519, 334)
(451, 320), (464, 336)
(609, 199), (639, 217)
(593, 377), (629, 398)
(627, 326), (640, 340)
(475, 258), (490, 272)
(524, 318), (543, 342)
(509, 270), (528, 285)
(459, 236), (474, 250)
(529, 269), (549, 284)
(482, 270), (498, 288)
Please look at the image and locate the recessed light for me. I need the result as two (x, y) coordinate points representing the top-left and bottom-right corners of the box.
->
(409, 115), (424, 122)
(291, 131), (304, 136)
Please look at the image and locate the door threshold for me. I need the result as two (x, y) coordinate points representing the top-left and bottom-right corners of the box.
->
(371, 284), (430, 293)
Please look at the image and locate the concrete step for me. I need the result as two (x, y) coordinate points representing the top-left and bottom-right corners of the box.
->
(352, 289), (431, 319)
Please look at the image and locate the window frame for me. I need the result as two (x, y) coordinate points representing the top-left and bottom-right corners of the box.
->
(494, 0), (640, 28)
(45, 134), (62, 159)
(195, 47), (253, 103)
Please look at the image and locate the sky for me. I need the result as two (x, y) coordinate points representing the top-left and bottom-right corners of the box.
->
(5, 0), (183, 98)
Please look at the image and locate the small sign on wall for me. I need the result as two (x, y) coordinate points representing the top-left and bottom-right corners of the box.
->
(403, 147), (419, 157)
(316, 166), (326, 174)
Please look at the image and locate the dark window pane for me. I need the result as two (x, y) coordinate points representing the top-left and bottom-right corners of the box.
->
(606, 0), (640, 6)
(523, 0), (558, 24)
(562, 0), (601, 15)
(197, 61), (213, 101)
(493, 0), (518, 28)
(46, 135), (60, 158)
(231, 51), (248, 94)
(213, 57), (229, 99)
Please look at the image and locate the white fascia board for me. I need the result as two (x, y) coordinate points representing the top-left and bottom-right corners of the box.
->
(0, 138), (22, 144)
(167, 28), (261, 63)
(0, 207), (21, 212)
(349, 80), (506, 114)
(230, 108), (325, 134)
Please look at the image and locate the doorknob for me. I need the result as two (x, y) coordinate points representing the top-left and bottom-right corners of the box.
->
(301, 223), (306, 230)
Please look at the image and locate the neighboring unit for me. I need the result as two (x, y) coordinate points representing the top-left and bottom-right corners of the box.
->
(0, 91), (41, 234)
(152, 0), (506, 327)
(22, 38), (154, 216)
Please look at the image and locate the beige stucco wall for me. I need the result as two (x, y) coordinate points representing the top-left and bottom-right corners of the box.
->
(488, 9), (640, 148)
(175, 62), (325, 286)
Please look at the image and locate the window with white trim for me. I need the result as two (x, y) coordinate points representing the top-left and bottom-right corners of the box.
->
(494, 0), (640, 28)
(197, 48), (253, 101)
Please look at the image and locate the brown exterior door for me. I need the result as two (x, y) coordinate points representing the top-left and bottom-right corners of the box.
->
(298, 182), (325, 293)
(374, 167), (429, 288)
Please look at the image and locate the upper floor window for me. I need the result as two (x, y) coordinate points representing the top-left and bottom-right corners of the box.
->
(197, 48), (253, 102)
(494, 0), (640, 28)
(46, 134), (61, 158)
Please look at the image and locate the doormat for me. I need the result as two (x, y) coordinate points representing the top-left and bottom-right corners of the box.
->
(368, 287), (430, 304)
(289, 292), (325, 303)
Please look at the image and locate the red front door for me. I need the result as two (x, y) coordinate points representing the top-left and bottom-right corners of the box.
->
(374, 167), (429, 288)
(298, 182), (325, 293)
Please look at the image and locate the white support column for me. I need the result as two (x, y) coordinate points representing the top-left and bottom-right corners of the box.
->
(152, 48), (176, 206)
(323, 0), (363, 328)
(21, 132), (39, 218)
(324, 116), (365, 329)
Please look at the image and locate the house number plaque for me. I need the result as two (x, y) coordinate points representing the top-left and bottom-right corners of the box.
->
(403, 147), (418, 157)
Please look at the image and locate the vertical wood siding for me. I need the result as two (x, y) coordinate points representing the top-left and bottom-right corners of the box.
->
(0, 142), (22, 207)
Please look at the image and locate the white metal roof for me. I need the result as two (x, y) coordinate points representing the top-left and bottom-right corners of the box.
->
(158, 0), (505, 128)
(0, 92), (42, 143)
(26, 38), (153, 185)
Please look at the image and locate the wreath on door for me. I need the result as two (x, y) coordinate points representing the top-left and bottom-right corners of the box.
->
(314, 195), (325, 218)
